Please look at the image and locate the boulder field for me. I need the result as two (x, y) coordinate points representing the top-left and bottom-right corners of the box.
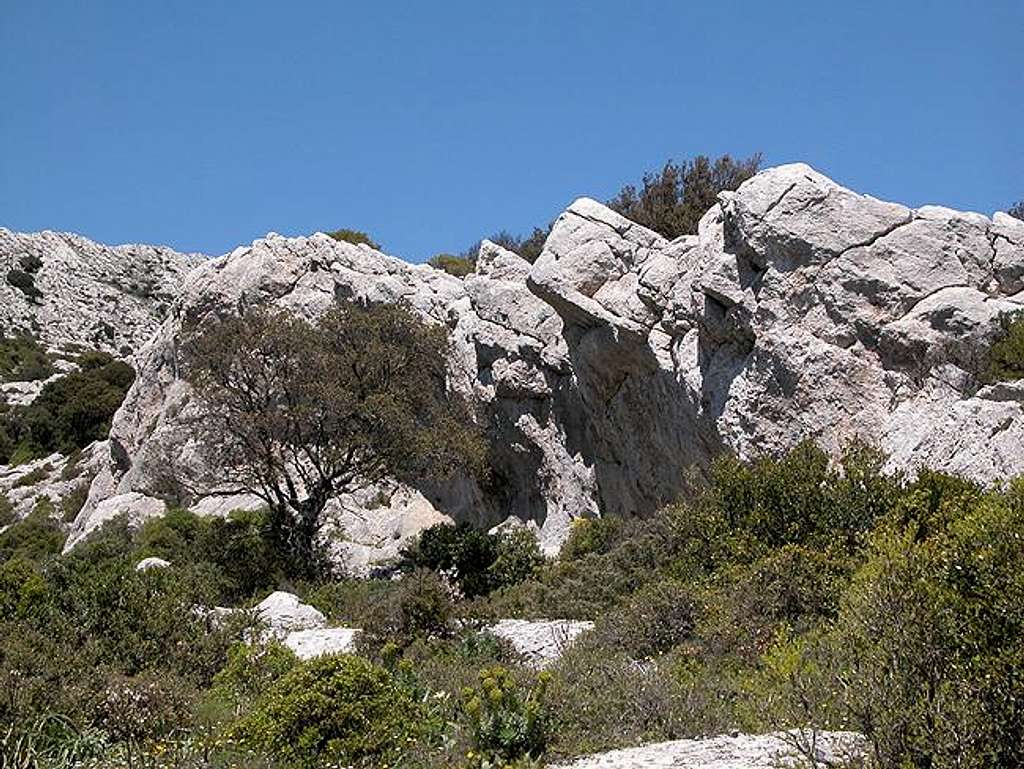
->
(24, 162), (1021, 561)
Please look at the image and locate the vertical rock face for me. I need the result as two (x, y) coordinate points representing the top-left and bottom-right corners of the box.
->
(62, 164), (1024, 562)
(0, 228), (205, 354)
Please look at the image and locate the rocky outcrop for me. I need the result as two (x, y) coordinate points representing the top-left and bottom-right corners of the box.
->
(62, 164), (1024, 560)
(0, 228), (204, 354)
(0, 441), (107, 521)
(256, 590), (327, 637)
(283, 628), (360, 660)
(547, 730), (865, 769)
(488, 619), (594, 667)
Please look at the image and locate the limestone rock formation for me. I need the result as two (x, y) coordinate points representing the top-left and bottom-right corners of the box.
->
(488, 619), (594, 667)
(283, 627), (361, 660)
(135, 556), (171, 571)
(0, 228), (205, 355)
(255, 590), (327, 637)
(0, 442), (107, 522)
(546, 730), (865, 769)
(61, 163), (1024, 561)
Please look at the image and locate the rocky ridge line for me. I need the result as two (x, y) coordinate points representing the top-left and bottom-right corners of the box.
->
(6, 163), (1021, 563)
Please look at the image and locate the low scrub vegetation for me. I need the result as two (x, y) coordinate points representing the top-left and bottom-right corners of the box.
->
(0, 350), (134, 465)
(3, 442), (1023, 768)
(0, 334), (55, 383)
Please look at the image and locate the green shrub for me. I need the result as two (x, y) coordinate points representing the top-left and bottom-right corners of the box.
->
(359, 568), (453, 655)
(2, 353), (136, 464)
(560, 516), (625, 561)
(546, 647), (692, 758)
(60, 483), (89, 522)
(405, 522), (498, 598)
(984, 311), (1024, 382)
(607, 153), (762, 239)
(752, 489), (1024, 768)
(211, 641), (297, 715)
(304, 578), (397, 625)
(5, 269), (42, 303)
(428, 253), (476, 277)
(135, 507), (283, 604)
(0, 335), (54, 382)
(13, 463), (51, 488)
(460, 665), (550, 766)
(234, 654), (421, 767)
(488, 528), (544, 592)
(0, 507), (65, 565)
(325, 228), (380, 250)
(0, 493), (13, 528)
(586, 579), (697, 660)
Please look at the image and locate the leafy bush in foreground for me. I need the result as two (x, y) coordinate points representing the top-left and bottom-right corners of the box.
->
(233, 654), (421, 767)
(460, 665), (550, 767)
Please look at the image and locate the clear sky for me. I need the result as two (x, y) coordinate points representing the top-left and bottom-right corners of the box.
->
(1, 1), (1020, 262)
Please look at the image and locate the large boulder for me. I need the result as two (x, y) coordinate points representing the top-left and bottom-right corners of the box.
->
(63, 164), (1024, 563)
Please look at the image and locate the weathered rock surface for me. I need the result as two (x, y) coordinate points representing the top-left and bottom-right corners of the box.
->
(255, 590), (327, 637)
(283, 627), (361, 660)
(547, 730), (865, 769)
(488, 619), (594, 667)
(135, 556), (171, 571)
(57, 163), (1024, 560)
(0, 228), (205, 355)
(0, 441), (107, 522)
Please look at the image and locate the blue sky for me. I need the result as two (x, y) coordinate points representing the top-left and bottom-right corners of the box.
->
(1, 1), (1020, 262)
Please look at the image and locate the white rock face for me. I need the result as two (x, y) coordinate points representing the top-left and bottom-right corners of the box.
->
(59, 164), (1024, 562)
(256, 591), (327, 637)
(0, 228), (204, 354)
(283, 627), (360, 660)
(489, 619), (594, 667)
(547, 730), (865, 769)
(135, 556), (171, 571)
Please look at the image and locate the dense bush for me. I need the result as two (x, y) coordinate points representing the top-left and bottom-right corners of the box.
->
(358, 568), (454, 655)
(5, 439), (1024, 768)
(233, 654), (421, 767)
(0, 334), (55, 382)
(983, 311), (1024, 382)
(0, 350), (135, 464)
(325, 228), (380, 249)
(608, 153), (762, 239)
(6, 269), (43, 303)
(428, 253), (476, 277)
(403, 522), (543, 598)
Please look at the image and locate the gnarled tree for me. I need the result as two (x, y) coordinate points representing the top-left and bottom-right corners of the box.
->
(183, 303), (486, 573)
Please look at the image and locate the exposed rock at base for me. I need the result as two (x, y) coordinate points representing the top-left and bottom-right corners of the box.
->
(546, 731), (865, 769)
(256, 591), (327, 637)
(283, 627), (360, 660)
(58, 163), (1024, 562)
(488, 619), (594, 667)
(0, 228), (205, 355)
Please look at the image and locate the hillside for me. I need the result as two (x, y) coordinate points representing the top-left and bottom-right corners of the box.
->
(0, 228), (205, 355)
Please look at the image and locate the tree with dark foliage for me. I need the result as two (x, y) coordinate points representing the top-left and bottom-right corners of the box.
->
(1008, 201), (1024, 221)
(183, 303), (486, 573)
